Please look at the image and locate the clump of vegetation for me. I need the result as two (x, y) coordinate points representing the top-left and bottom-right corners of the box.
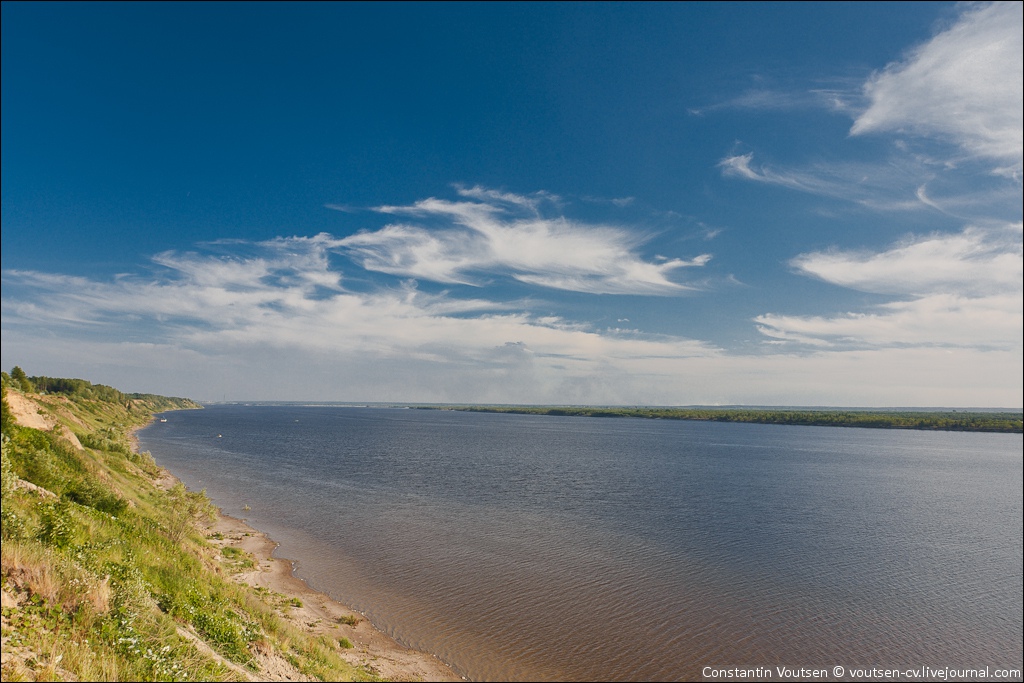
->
(337, 614), (360, 627)
(220, 546), (255, 571)
(1, 369), (372, 681)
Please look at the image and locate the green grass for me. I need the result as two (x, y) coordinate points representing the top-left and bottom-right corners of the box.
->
(1, 379), (373, 681)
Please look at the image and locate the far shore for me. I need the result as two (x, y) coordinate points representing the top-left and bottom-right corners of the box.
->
(134, 420), (463, 682)
(419, 405), (1024, 433)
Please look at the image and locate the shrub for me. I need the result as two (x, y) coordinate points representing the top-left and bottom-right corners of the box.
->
(39, 501), (76, 549)
(65, 479), (128, 516)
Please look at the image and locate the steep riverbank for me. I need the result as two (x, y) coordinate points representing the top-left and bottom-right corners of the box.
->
(1, 379), (458, 681)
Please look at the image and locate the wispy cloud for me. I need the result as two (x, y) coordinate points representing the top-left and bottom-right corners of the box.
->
(718, 152), (932, 210)
(338, 187), (711, 295)
(1, 236), (718, 363)
(452, 184), (562, 213)
(2, 231), (1019, 406)
(756, 222), (1023, 350)
(851, 1), (1023, 176)
(720, 3), (1024, 216)
(690, 81), (861, 116)
(324, 203), (361, 213)
(757, 293), (1022, 350)
(790, 223), (1022, 297)
(721, 3), (1023, 375)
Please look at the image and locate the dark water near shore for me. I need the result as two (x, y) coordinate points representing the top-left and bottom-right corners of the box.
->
(139, 405), (1023, 681)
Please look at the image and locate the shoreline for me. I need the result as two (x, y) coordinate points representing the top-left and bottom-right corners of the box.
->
(136, 420), (463, 682)
(205, 512), (463, 682)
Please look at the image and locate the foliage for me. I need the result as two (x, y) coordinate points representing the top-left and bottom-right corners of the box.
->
(166, 482), (217, 543)
(1, 386), (15, 435)
(11, 366), (34, 393)
(1, 373), (367, 681)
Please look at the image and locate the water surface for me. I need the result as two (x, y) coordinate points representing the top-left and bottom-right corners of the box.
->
(139, 406), (1023, 681)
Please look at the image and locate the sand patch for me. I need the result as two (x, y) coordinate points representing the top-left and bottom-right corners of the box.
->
(6, 391), (54, 431)
(205, 513), (462, 682)
(6, 391), (85, 450)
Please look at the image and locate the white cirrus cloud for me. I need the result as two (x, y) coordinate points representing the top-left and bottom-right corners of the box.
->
(790, 223), (1023, 297)
(1, 235), (719, 366)
(720, 3), (1024, 219)
(718, 152), (944, 211)
(757, 222), (1023, 350)
(756, 293), (1023, 349)
(851, 1), (1023, 175)
(337, 188), (710, 295)
(2, 232), (1019, 406)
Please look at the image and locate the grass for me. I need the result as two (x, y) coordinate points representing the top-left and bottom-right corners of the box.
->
(1, 378), (375, 681)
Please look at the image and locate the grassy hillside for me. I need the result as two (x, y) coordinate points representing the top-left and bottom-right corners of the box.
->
(0, 373), (374, 682)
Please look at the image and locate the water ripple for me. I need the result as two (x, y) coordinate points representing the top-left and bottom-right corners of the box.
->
(141, 406), (1023, 681)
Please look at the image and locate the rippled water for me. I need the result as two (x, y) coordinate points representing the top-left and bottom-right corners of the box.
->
(139, 406), (1023, 681)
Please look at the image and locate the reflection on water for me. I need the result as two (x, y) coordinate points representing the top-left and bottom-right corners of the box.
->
(140, 406), (1023, 681)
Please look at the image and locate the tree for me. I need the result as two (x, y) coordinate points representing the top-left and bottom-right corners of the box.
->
(10, 366), (33, 393)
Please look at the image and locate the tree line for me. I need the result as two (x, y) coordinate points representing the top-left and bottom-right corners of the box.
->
(429, 405), (1023, 433)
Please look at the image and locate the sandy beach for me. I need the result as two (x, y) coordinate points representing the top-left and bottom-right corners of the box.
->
(202, 512), (462, 682)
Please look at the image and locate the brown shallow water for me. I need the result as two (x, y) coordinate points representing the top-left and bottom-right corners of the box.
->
(140, 406), (1023, 681)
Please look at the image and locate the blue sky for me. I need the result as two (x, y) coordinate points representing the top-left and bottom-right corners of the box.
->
(2, 2), (1021, 406)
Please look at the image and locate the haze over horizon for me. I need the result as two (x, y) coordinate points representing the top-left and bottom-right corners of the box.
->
(2, 2), (1021, 407)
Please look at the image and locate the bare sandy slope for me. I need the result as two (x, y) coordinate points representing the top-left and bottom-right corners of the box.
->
(6, 391), (85, 449)
(6, 390), (54, 430)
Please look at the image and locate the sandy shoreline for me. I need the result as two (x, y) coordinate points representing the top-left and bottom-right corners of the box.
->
(205, 513), (463, 682)
(138, 421), (463, 682)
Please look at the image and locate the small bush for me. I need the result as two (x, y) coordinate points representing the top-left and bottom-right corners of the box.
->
(65, 479), (128, 516)
(39, 501), (76, 549)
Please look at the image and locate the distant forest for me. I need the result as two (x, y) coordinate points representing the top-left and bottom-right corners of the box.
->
(423, 405), (1023, 433)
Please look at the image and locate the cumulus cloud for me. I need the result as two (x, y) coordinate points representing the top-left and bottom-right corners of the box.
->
(338, 188), (710, 295)
(852, 1), (1023, 175)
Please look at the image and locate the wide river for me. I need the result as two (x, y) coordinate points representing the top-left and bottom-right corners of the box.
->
(139, 405), (1022, 681)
